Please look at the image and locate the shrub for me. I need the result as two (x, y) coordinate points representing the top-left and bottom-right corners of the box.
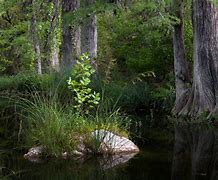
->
(67, 54), (100, 114)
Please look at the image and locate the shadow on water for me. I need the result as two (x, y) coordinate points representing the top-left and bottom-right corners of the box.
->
(172, 122), (218, 180)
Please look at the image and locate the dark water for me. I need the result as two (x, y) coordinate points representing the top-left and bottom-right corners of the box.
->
(3, 122), (218, 180)
(0, 147), (172, 180)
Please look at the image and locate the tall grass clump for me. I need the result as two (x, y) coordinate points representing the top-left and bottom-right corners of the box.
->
(16, 55), (130, 156)
(20, 97), (75, 156)
(18, 95), (88, 156)
(18, 93), (130, 156)
(0, 71), (76, 146)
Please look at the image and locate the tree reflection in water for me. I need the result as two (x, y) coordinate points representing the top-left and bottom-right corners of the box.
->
(172, 122), (218, 180)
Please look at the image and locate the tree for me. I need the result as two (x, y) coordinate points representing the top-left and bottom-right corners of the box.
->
(49, 0), (61, 71)
(172, 0), (190, 113)
(81, 0), (97, 68)
(174, 0), (218, 117)
(31, 0), (42, 74)
(61, 0), (81, 69)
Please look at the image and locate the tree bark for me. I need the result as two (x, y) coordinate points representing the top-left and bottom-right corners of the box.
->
(81, 15), (97, 58)
(81, 0), (97, 68)
(172, 0), (190, 114)
(178, 0), (218, 117)
(61, 0), (81, 70)
(50, 0), (60, 71)
(31, 0), (42, 75)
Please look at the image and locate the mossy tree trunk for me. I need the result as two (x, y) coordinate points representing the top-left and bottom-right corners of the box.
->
(81, 0), (97, 69)
(61, 0), (81, 70)
(31, 0), (42, 75)
(50, 0), (60, 71)
(174, 0), (218, 117)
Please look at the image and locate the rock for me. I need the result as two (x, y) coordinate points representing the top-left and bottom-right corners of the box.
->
(72, 150), (84, 156)
(24, 146), (44, 159)
(61, 152), (69, 159)
(73, 136), (91, 155)
(76, 141), (86, 153)
(92, 130), (139, 154)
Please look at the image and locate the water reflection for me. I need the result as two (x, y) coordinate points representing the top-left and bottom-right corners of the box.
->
(99, 153), (138, 170)
(172, 122), (218, 180)
(4, 122), (218, 179)
(0, 147), (172, 179)
(0, 152), (141, 179)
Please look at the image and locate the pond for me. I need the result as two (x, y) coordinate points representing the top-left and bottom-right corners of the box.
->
(0, 146), (172, 180)
(2, 122), (218, 180)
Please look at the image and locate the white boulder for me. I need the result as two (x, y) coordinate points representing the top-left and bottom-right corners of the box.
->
(92, 129), (139, 154)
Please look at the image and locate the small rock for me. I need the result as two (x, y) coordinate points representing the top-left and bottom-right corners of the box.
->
(24, 146), (44, 159)
(72, 150), (85, 156)
(62, 152), (69, 159)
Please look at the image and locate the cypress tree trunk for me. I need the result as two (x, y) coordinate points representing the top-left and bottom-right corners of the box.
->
(81, 15), (97, 58)
(81, 0), (97, 68)
(172, 0), (190, 114)
(178, 0), (218, 116)
(50, 0), (60, 71)
(51, 38), (59, 71)
(61, 0), (81, 69)
(31, 0), (42, 75)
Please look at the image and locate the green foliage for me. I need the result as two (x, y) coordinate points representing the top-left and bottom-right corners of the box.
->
(0, 1), (34, 74)
(0, 0), (62, 74)
(0, 76), (14, 91)
(93, 75), (174, 114)
(67, 54), (100, 113)
(98, 0), (174, 79)
(0, 73), (57, 92)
